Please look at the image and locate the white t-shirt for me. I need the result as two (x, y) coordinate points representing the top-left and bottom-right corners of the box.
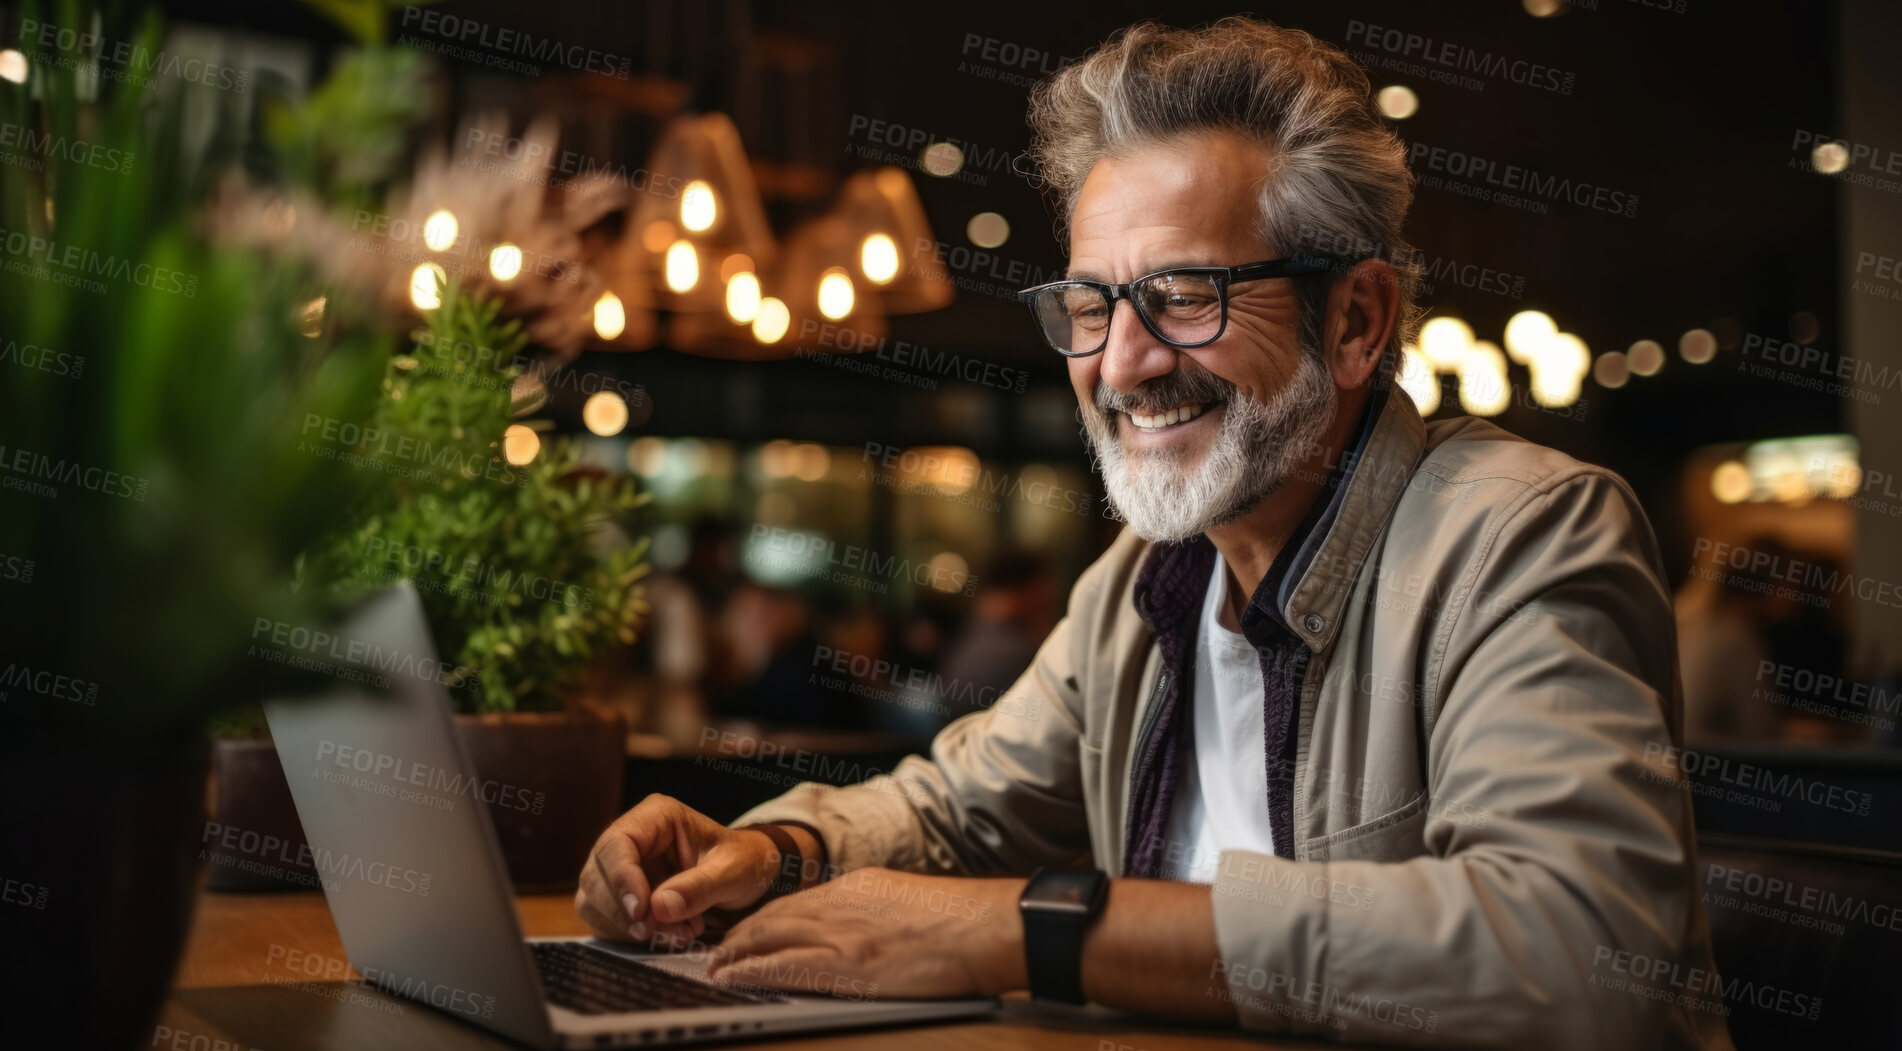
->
(1158, 552), (1276, 884)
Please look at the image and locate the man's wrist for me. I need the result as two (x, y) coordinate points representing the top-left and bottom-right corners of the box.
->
(777, 824), (823, 889)
(981, 877), (1030, 997)
(736, 822), (827, 901)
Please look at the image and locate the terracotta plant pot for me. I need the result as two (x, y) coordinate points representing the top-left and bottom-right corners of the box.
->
(455, 708), (627, 892)
(205, 737), (315, 892)
(206, 708), (625, 894)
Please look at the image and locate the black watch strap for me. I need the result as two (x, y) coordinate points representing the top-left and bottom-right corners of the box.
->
(1020, 868), (1108, 1005)
(737, 823), (803, 901)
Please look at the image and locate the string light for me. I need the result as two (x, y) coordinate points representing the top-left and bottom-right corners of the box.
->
(681, 180), (718, 232)
(861, 234), (899, 284)
(817, 268), (855, 319)
(423, 210), (459, 252)
(664, 240), (699, 293)
(409, 263), (446, 310)
(753, 297), (790, 343)
(725, 271), (762, 323)
(593, 292), (626, 340)
(489, 243), (523, 281)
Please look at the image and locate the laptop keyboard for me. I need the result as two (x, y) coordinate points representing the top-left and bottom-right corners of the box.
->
(530, 941), (786, 1015)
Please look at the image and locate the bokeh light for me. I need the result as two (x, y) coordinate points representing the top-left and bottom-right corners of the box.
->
(817, 267), (855, 319)
(753, 297), (790, 343)
(725, 271), (762, 324)
(1376, 85), (1419, 120)
(921, 142), (965, 177)
(593, 291), (626, 340)
(1679, 328), (1718, 364)
(422, 210), (459, 252)
(489, 243), (523, 281)
(967, 212), (1010, 248)
(665, 240), (699, 293)
(680, 180), (718, 232)
(583, 391), (629, 436)
(503, 424), (541, 466)
(861, 233), (900, 284)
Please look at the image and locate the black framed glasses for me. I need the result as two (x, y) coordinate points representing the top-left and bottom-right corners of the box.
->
(1016, 255), (1345, 357)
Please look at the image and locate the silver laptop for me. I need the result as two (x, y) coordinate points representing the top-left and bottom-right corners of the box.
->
(262, 585), (996, 1048)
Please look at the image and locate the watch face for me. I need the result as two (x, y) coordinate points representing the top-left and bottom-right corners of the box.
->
(1025, 869), (1103, 912)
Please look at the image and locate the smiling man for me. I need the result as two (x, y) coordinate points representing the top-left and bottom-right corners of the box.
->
(577, 18), (1732, 1049)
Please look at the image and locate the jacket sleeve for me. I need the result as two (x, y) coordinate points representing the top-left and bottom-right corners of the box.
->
(730, 540), (1114, 877)
(1208, 471), (1731, 1050)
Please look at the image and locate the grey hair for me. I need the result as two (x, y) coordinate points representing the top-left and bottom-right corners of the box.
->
(1026, 17), (1424, 361)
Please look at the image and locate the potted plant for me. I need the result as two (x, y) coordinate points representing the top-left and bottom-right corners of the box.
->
(0, 4), (425, 1046)
(287, 279), (652, 890)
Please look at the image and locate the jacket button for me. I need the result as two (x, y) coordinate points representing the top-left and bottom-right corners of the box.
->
(1303, 613), (1325, 633)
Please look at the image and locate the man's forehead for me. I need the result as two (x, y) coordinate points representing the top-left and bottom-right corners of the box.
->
(1065, 133), (1274, 275)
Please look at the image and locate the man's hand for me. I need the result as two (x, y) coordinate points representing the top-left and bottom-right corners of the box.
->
(575, 794), (780, 946)
(707, 867), (1028, 999)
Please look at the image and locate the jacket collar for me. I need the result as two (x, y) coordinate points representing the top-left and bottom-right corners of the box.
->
(1279, 381), (1426, 651)
(1133, 381), (1427, 652)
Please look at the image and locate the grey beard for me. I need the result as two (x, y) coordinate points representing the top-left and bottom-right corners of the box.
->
(1081, 352), (1338, 543)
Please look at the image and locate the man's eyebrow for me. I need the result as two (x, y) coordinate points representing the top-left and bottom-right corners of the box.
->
(1064, 260), (1217, 282)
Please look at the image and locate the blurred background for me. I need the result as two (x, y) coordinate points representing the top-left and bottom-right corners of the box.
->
(92, 0), (1894, 808)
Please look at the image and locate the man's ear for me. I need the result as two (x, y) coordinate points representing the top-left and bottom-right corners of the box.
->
(1324, 258), (1400, 390)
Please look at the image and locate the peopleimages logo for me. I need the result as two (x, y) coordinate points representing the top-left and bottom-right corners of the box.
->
(746, 524), (980, 597)
(397, 6), (632, 78)
(0, 876), (49, 910)
(810, 643), (1043, 721)
(1590, 946), (1822, 1022)
(0, 661), (100, 706)
(1643, 741), (1874, 816)
(795, 319), (1029, 394)
(201, 821), (432, 896)
(0, 443), (149, 502)
(1408, 143), (1640, 218)
(1294, 223), (1527, 301)
(16, 18), (250, 94)
(314, 739), (546, 814)
(360, 535), (593, 611)
(249, 616), (481, 692)
(1690, 537), (1902, 611)
(0, 120), (135, 174)
(299, 414), (528, 489)
(1343, 19), (1576, 95)
(1736, 331), (1897, 404)
(0, 338), (85, 379)
(1704, 861), (1902, 935)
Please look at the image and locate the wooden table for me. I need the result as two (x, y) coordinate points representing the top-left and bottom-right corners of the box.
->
(161, 889), (1328, 1050)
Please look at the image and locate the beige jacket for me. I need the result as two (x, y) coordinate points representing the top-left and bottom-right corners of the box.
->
(740, 389), (1734, 1050)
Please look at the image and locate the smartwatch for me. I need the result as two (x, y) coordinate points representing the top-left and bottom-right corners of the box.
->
(1018, 867), (1109, 1004)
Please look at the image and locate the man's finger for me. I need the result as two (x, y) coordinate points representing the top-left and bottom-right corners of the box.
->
(716, 914), (834, 962)
(650, 849), (759, 923)
(574, 889), (630, 942)
(579, 861), (638, 939)
(710, 947), (846, 994)
(595, 831), (655, 923)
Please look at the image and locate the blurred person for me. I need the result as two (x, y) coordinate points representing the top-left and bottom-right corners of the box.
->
(1679, 541), (1864, 746)
(577, 19), (1729, 1050)
(708, 581), (811, 723)
(1761, 555), (1856, 741)
(1675, 535), (1797, 746)
(719, 590), (892, 730)
(934, 546), (1059, 724)
(635, 518), (741, 745)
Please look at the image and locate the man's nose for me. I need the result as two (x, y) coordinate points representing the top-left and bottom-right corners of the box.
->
(1097, 299), (1179, 395)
